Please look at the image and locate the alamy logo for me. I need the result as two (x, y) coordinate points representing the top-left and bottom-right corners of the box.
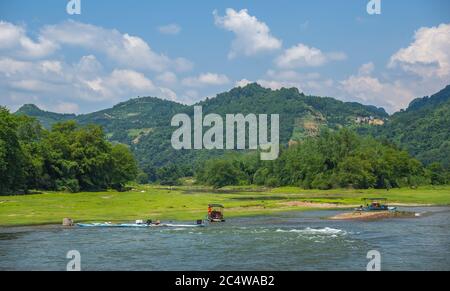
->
(171, 106), (280, 160)
(367, 0), (381, 15)
(66, 250), (81, 271)
(366, 250), (381, 271)
(67, 0), (81, 15)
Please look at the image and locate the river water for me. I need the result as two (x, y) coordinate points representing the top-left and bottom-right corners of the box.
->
(0, 207), (449, 271)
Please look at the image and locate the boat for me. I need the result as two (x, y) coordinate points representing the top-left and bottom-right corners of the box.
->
(207, 204), (226, 222)
(355, 198), (397, 212)
(77, 220), (206, 228)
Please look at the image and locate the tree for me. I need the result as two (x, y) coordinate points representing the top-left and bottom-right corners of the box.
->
(197, 159), (239, 189)
(428, 162), (447, 185)
(0, 107), (26, 194)
(110, 144), (138, 190)
(195, 128), (436, 190)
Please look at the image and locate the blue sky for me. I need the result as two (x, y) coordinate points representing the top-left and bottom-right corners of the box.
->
(0, 0), (449, 114)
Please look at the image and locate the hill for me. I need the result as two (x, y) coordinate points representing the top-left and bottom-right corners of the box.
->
(370, 85), (450, 167)
(15, 104), (76, 129)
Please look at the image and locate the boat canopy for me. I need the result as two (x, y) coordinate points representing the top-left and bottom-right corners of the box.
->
(209, 204), (224, 208)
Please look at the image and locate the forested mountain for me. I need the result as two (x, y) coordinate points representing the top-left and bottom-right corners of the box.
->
(11, 83), (450, 187)
(197, 84), (387, 143)
(370, 85), (450, 167)
(15, 84), (388, 169)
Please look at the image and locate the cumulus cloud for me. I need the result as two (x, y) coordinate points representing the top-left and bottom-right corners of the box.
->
(339, 23), (450, 113)
(156, 71), (178, 85)
(0, 21), (57, 58)
(158, 24), (181, 35)
(0, 55), (178, 113)
(40, 20), (192, 72)
(182, 72), (230, 87)
(256, 69), (334, 96)
(0, 20), (192, 112)
(339, 63), (415, 112)
(275, 43), (346, 69)
(213, 8), (282, 59)
(389, 23), (450, 79)
(0, 20), (193, 73)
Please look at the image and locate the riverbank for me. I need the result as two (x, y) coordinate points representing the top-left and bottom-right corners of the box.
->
(1, 185), (449, 227)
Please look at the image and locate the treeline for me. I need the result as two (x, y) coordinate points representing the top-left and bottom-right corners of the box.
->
(0, 107), (138, 194)
(196, 129), (449, 189)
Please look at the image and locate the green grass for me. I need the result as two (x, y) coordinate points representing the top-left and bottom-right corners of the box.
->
(0, 185), (449, 227)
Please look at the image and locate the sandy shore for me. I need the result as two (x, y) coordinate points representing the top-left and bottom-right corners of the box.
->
(329, 210), (417, 220)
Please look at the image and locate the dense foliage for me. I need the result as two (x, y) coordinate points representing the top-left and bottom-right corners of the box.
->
(0, 107), (138, 194)
(368, 85), (450, 167)
(196, 129), (448, 189)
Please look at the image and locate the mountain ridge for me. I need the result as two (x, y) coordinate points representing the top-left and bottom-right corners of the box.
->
(15, 83), (448, 168)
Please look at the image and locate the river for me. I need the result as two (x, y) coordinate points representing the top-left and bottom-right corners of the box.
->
(0, 207), (449, 271)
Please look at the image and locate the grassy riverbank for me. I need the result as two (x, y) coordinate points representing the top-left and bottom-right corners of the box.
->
(1, 185), (450, 226)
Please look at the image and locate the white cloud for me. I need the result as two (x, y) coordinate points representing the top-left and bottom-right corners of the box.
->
(358, 62), (375, 76)
(339, 63), (415, 112)
(156, 71), (178, 85)
(213, 8), (282, 59)
(0, 55), (178, 113)
(80, 69), (178, 102)
(0, 20), (193, 73)
(235, 79), (252, 87)
(54, 102), (80, 114)
(389, 23), (450, 79)
(339, 23), (450, 113)
(41, 20), (193, 72)
(0, 20), (191, 112)
(275, 43), (346, 69)
(0, 58), (32, 76)
(256, 69), (334, 97)
(182, 73), (230, 87)
(0, 21), (57, 58)
(39, 60), (62, 74)
(108, 69), (155, 91)
(10, 79), (50, 92)
(75, 55), (103, 78)
(158, 24), (181, 35)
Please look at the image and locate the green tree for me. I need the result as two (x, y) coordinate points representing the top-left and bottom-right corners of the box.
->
(197, 159), (240, 189)
(428, 162), (447, 185)
(0, 107), (26, 194)
(110, 144), (139, 190)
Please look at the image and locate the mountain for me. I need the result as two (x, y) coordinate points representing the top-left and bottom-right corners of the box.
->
(370, 85), (450, 167)
(198, 84), (387, 143)
(15, 104), (76, 129)
(14, 83), (390, 168)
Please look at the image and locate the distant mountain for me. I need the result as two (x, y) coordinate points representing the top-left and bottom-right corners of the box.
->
(15, 104), (76, 129)
(14, 83), (390, 168)
(371, 85), (450, 167)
